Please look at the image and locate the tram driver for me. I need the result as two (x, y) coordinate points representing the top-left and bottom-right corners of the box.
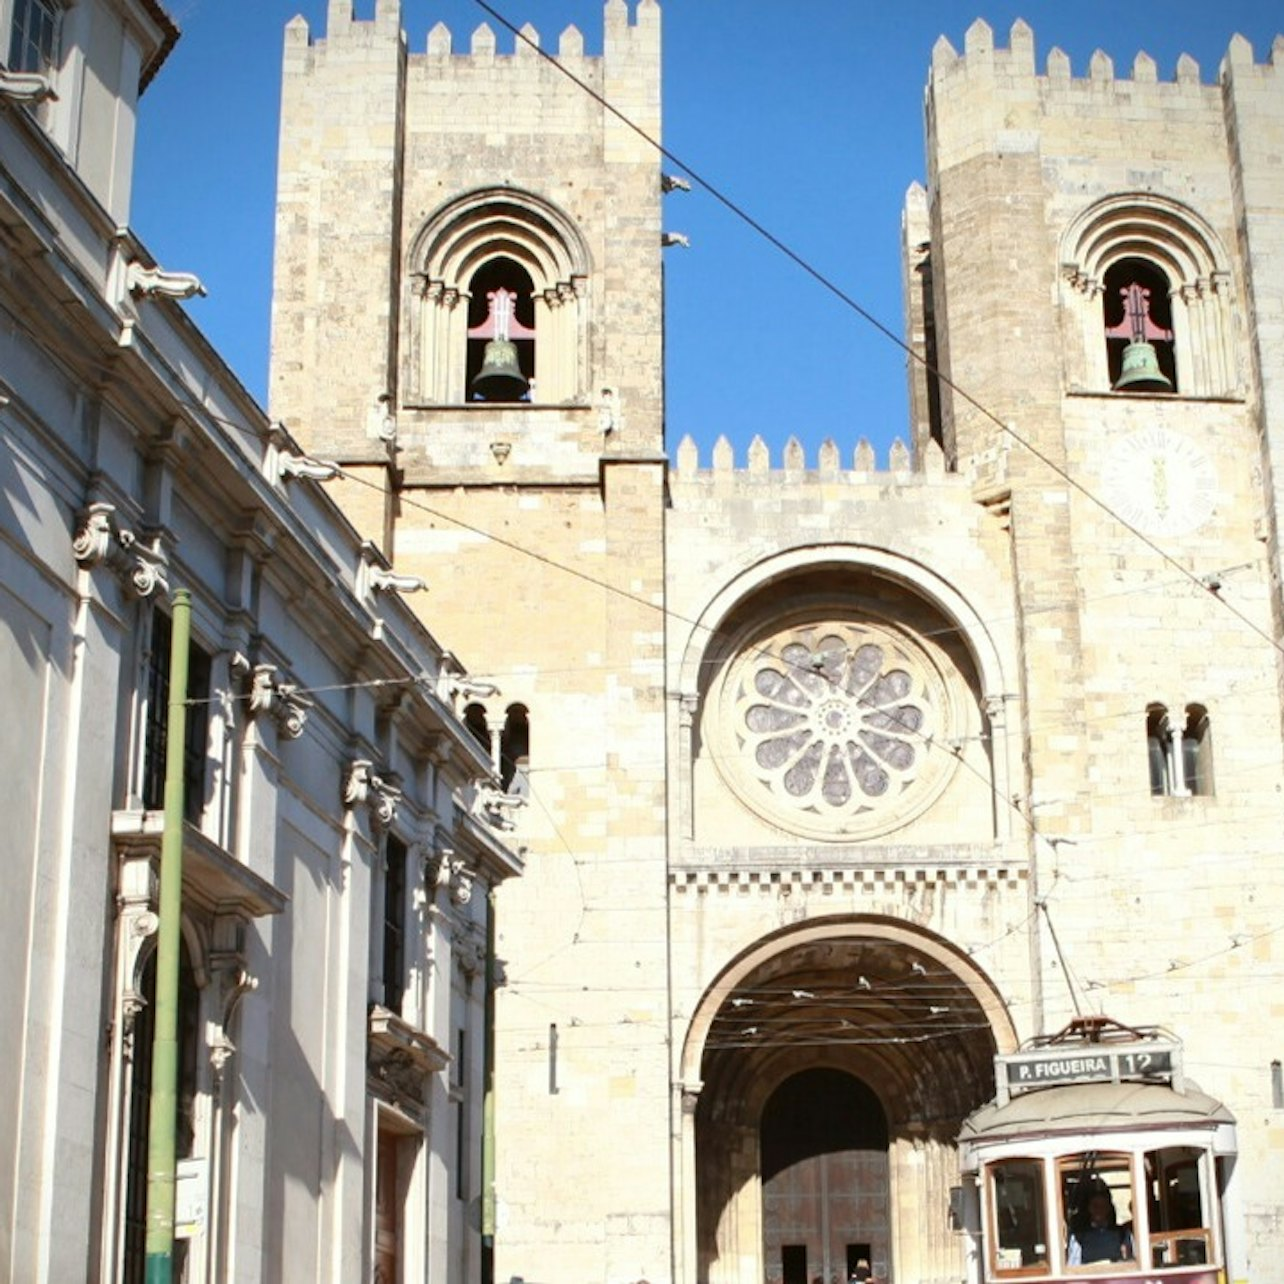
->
(1068, 1189), (1134, 1266)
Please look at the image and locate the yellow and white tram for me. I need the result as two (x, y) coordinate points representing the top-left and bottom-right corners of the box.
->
(960, 1021), (1238, 1284)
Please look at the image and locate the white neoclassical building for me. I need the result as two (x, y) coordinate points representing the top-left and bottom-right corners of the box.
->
(0, 1), (522, 1281)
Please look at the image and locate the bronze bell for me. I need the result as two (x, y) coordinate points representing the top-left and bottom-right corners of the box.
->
(1113, 340), (1173, 393)
(471, 338), (529, 402)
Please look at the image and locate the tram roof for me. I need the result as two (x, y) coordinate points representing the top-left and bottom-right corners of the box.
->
(961, 1080), (1235, 1149)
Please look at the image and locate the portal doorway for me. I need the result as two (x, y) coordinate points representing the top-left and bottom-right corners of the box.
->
(762, 1069), (889, 1284)
(682, 919), (1018, 1284)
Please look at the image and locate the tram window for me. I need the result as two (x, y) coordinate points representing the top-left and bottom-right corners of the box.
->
(1060, 1154), (1135, 1269)
(1145, 1147), (1211, 1268)
(989, 1159), (1049, 1275)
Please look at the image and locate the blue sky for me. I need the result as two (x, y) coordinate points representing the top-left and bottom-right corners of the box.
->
(133, 1), (1282, 467)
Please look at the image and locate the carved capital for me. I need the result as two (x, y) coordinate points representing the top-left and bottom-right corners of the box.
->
(680, 1081), (704, 1115)
(72, 501), (115, 566)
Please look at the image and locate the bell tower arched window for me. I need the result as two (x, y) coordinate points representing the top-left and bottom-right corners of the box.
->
(406, 188), (591, 406)
(1060, 195), (1237, 398)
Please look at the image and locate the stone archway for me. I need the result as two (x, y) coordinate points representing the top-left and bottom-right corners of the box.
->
(680, 919), (1017, 1284)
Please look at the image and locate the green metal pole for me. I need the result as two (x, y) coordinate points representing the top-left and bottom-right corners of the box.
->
(481, 884), (497, 1284)
(144, 588), (190, 1284)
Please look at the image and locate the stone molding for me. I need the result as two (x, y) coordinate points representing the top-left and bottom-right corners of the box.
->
(670, 865), (1025, 894)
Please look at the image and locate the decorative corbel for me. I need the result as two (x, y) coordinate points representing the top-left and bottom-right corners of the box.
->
(448, 857), (475, 906)
(0, 68), (57, 104)
(455, 930), (486, 976)
(208, 964), (257, 1083)
(260, 422), (339, 486)
(343, 759), (401, 829)
(451, 676), (500, 703)
(125, 261), (207, 300)
(472, 781), (527, 832)
(368, 566), (427, 595)
(278, 453), (341, 482)
(374, 393), (398, 445)
(231, 653), (313, 740)
(598, 387), (618, 436)
(73, 501), (169, 598)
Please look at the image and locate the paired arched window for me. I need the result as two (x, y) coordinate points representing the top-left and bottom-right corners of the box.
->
(462, 700), (531, 796)
(406, 188), (591, 406)
(1061, 195), (1236, 398)
(1146, 702), (1213, 797)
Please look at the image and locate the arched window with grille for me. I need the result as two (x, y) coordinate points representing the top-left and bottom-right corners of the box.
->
(407, 188), (591, 406)
(1060, 195), (1237, 398)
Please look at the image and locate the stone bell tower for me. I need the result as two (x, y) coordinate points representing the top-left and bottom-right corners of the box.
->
(269, 2), (674, 1281)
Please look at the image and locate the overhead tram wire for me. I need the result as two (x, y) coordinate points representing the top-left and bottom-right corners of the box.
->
(469, 0), (1284, 662)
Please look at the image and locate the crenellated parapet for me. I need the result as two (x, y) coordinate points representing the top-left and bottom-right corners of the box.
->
(930, 17), (1284, 100)
(293, 0), (659, 74)
(669, 433), (957, 483)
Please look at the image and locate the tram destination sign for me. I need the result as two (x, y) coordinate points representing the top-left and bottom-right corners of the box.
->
(1001, 1040), (1179, 1095)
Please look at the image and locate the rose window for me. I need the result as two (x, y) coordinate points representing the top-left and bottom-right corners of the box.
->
(716, 618), (953, 839)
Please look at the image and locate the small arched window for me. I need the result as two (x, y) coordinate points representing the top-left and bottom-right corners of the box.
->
(1181, 704), (1213, 797)
(1146, 704), (1172, 796)
(499, 703), (530, 796)
(463, 702), (490, 757)
(1103, 258), (1176, 392)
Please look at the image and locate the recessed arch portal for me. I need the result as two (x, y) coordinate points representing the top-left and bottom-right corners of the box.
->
(680, 917), (1016, 1284)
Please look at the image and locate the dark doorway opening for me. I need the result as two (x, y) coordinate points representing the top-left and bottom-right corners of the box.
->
(782, 1243), (808, 1284)
(762, 1069), (890, 1284)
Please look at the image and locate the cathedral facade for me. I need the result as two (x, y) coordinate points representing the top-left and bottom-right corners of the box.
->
(270, 5), (1284, 1283)
(4, 0), (1283, 1281)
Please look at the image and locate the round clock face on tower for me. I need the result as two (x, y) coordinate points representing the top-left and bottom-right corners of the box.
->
(713, 612), (961, 841)
(1104, 428), (1216, 538)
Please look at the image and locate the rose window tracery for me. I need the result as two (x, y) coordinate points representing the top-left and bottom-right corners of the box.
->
(715, 617), (956, 839)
